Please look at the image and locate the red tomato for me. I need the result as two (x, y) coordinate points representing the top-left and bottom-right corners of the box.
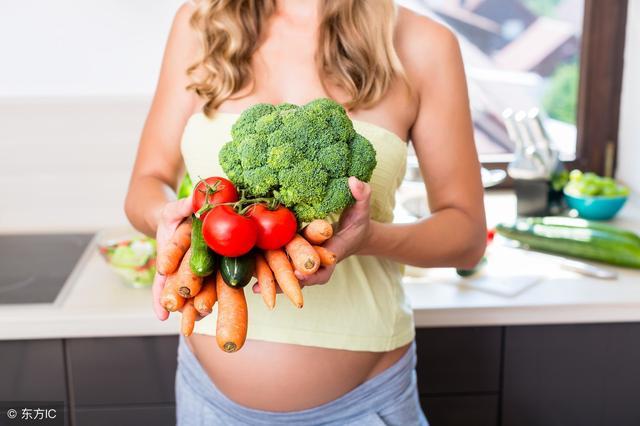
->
(247, 204), (297, 250)
(202, 205), (257, 257)
(192, 177), (238, 217)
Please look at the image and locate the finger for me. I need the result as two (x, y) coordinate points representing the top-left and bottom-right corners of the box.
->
(295, 267), (331, 286)
(252, 283), (261, 294)
(152, 273), (170, 321)
(163, 196), (193, 222)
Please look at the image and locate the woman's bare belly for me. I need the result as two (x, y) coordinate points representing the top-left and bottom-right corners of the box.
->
(186, 334), (410, 412)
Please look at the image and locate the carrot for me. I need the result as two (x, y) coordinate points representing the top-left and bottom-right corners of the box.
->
(175, 248), (203, 298)
(181, 299), (198, 337)
(160, 274), (185, 312)
(156, 220), (192, 275)
(193, 275), (217, 316)
(265, 249), (303, 309)
(255, 253), (276, 310)
(215, 271), (248, 353)
(285, 234), (320, 275)
(302, 219), (333, 245)
(314, 246), (337, 267)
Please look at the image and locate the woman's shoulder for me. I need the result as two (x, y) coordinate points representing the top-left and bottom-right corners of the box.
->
(395, 6), (462, 86)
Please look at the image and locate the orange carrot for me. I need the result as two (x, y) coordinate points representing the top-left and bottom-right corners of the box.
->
(255, 253), (276, 310)
(175, 248), (203, 298)
(265, 249), (303, 308)
(215, 272), (248, 353)
(156, 220), (192, 275)
(193, 275), (217, 316)
(160, 274), (185, 312)
(181, 299), (198, 337)
(302, 219), (333, 245)
(314, 246), (337, 267)
(285, 234), (320, 275)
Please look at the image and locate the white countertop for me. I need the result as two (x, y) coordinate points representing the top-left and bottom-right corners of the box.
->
(2, 191), (640, 340)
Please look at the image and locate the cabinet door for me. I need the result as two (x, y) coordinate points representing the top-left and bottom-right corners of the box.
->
(502, 323), (640, 426)
(67, 336), (178, 406)
(421, 395), (498, 426)
(0, 340), (67, 401)
(75, 405), (175, 426)
(415, 327), (502, 395)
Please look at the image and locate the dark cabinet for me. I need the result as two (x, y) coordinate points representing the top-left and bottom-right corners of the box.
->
(501, 323), (640, 426)
(415, 327), (502, 426)
(0, 339), (67, 401)
(66, 336), (179, 407)
(75, 405), (175, 426)
(415, 327), (502, 395)
(421, 395), (499, 426)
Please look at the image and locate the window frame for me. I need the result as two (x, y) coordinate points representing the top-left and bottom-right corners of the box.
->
(480, 0), (629, 185)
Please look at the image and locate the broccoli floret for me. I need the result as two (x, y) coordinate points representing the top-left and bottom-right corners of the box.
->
(276, 160), (327, 205)
(276, 103), (298, 112)
(304, 98), (355, 144)
(231, 103), (275, 140)
(293, 203), (323, 223)
(219, 98), (377, 221)
(267, 144), (304, 170)
(242, 166), (278, 196)
(318, 142), (350, 177)
(238, 134), (268, 169)
(318, 177), (354, 215)
(254, 112), (282, 135)
(219, 140), (244, 186)
(348, 134), (377, 182)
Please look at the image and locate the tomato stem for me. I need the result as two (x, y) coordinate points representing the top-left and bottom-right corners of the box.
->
(196, 183), (281, 217)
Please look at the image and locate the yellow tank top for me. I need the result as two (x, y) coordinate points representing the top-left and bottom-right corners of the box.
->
(182, 111), (414, 352)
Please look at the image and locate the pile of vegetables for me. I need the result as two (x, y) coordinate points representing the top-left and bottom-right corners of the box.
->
(496, 216), (640, 269)
(158, 99), (377, 353)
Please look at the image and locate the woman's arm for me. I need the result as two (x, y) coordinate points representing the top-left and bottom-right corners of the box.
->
(360, 24), (486, 270)
(125, 3), (202, 320)
(125, 2), (199, 236)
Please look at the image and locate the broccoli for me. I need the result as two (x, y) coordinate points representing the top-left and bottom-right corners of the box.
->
(219, 98), (377, 221)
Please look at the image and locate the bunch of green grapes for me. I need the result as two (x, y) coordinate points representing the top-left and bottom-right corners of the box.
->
(565, 170), (630, 197)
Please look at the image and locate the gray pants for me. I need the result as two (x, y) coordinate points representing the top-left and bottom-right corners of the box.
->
(175, 337), (428, 425)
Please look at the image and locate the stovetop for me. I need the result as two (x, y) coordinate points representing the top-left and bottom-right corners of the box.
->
(0, 233), (93, 304)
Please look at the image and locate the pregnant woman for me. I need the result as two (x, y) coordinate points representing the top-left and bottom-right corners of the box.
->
(126, 0), (486, 424)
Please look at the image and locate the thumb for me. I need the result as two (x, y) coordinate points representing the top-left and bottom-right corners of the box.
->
(348, 176), (371, 205)
(163, 196), (193, 222)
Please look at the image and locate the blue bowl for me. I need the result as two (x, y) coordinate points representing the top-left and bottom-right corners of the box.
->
(563, 190), (628, 220)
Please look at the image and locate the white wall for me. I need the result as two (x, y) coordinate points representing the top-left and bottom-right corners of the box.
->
(0, 0), (182, 97)
(0, 1), (182, 232)
(618, 0), (640, 192)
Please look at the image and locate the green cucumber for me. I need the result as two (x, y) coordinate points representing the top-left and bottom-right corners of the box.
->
(456, 257), (487, 277)
(220, 254), (255, 288)
(189, 216), (216, 277)
(525, 217), (640, 247)
(496, 222), (640, 269)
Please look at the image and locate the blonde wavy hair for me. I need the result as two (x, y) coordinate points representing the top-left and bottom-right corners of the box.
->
(187, 0), (404, 116)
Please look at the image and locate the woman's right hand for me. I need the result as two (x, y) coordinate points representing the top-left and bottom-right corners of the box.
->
(152, 196), (193, 320)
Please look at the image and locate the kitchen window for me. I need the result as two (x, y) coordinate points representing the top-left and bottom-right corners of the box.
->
(407, 0), (628, 177)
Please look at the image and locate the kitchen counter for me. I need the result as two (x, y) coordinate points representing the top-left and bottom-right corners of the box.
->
(1, 191), (639, 340)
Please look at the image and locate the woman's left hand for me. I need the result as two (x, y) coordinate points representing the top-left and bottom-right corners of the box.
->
(296, 176), (372, 287)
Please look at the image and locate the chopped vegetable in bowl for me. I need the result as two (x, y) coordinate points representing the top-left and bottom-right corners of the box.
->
(98, 235), (156, 288)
